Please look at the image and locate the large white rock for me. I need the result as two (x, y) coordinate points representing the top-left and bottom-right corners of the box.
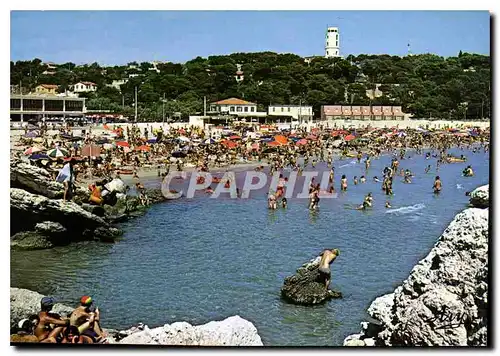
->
(344, 206), (489, 346)
(118, 316), (263, 346)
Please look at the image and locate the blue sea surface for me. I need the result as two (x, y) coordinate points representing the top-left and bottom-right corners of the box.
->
(11, 148), (490, 346)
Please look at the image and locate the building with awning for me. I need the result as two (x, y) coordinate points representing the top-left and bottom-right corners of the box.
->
(321, 105), (407, 120)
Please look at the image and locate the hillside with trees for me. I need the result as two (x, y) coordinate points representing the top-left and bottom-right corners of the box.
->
(10, 51), (490, 121)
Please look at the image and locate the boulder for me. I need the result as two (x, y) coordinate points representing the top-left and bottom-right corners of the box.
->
(10, 188), (121, 244)
(281, 256), (342, 305)
(11, 231), (54, 250)
(344, 206), (489, 346)
(469, 184), (489, 208)
(10, 288), (73, 331)
(118, 316), (263, 346)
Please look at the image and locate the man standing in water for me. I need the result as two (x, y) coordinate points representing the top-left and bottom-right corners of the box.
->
(318, 249), (340, 290)
(433, 176), (442, 194)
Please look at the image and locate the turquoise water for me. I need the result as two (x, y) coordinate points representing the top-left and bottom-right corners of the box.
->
(11, 148), (489, 346)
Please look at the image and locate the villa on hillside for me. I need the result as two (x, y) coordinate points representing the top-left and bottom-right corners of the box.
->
(72, 82), (97, 93)
(34, 84), (59, 95)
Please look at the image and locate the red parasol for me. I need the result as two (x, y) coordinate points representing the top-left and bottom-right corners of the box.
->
(116, 141), (130, 147)
(135, 145), (151, 152)
(344, 134), (356, 141)
(229, 135), (241, 140)
(296, 139), (308, 146)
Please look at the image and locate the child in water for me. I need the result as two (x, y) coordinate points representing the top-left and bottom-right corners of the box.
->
(281, 197), (287, 208)
(353, 176), (358, 185)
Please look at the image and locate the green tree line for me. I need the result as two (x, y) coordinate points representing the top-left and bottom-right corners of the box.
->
(10, 51), (490, 121)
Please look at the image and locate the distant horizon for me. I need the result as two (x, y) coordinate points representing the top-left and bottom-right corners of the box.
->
(11, 11), (490, 65)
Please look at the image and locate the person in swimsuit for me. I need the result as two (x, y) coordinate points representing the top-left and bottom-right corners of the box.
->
(35, 297), (70, 343)
(433, 176), (442, 194)
(360, 176), (366, 183)
(69, 296), (105, 343)
(318, 249), (340, 290)
(340, 175), (347, 191)
(353, 176), (358, 185)
(365, 157), (371, 170)
(281, 197), (288, 208)
(385, 201), (392, 208)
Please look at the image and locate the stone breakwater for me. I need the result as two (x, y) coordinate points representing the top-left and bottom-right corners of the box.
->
(343, 184), (489, 346)
(10, 287), (263, 346)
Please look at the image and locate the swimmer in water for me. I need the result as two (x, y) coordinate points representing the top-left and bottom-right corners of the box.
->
(463, 165), (474, 177)
(281, 197), (287, 208)
(268, 191), (277, 209)
(373, 176), (381, 183)
(385, 201), (392, 208)
(360, 175), (366, 183)
(425, 164), (431, 173)
(318, 249), (340, 290)
(433, 176), (442, 194)
(353, 176), (358, 185)
(340, 175), (347, 191)
(365, 156), (371, 170)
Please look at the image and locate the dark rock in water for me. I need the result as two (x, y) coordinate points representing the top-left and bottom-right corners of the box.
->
(281, 256), (342, 305)
(93, 226), (123, 242)
(11, 231), (54, 250)
(35, 221), (66, 235)
(469, 185), (489, 209)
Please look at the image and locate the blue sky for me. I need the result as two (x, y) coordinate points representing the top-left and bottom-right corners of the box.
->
(11, 11), (490, 65)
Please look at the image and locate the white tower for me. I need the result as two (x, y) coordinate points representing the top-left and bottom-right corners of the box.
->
(325, 26), (340, 58)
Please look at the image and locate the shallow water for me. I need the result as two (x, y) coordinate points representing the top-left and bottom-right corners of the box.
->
(11, 147), (490, 346)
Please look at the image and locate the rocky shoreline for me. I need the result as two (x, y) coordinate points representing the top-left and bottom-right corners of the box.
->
(343, 184), (489, 346)
(10, 158), (169, 250)
(10, 287), (263, 346)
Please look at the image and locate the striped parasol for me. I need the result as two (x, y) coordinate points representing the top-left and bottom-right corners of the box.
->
(47, 147), (69, 158)
(23, 146), (43, 155)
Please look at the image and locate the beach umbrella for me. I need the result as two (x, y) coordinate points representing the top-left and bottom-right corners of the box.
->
(274, 135), (288, 145)
(24, 131), (39, 138)
(177, 136), (190, 142)
(135, 145), (151, 152)
(47, 147), (69, 158)
(116, 141), (130, 147)
(23, 146), (43, 155)
(204, 138), (216, 144)
(296, 139), (308, 146)
(267, 141), (282, 147)
(229, 135), (241, 140)
(147, 138), (157, 144)
(224, 141), (238, 149)
(344, 134), (356, 142)
(81, 144), (102, 157)
(306, 135), (317, 140)
(172, 151), (187, 158)
(28, 153), (49, 161)
(103, 143), (114, 150)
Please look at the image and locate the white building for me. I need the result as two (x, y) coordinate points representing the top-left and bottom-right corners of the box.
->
(72, 81), (97, 93)
(268, 105), (314, 123)
(325, 27), (340, 58)
(209, 98), (257, 115)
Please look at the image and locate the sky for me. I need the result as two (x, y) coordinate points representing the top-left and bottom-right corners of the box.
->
(10, 10), (490, 65)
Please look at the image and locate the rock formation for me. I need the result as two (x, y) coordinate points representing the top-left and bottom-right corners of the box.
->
(116, 316), (263, 346)
(281, 256), (342, 305)
(344, 185), (489, 346)
(10, 288), (263, 346)
(10, 188), (122, 249)
(469, 184), (489, 209)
